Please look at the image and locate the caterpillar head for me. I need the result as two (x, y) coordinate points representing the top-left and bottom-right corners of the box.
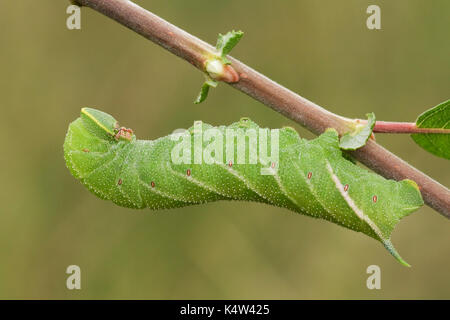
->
(80, 107), (133, 142)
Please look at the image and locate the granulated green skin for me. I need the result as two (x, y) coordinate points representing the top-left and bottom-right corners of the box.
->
(64, 108), (424, 266)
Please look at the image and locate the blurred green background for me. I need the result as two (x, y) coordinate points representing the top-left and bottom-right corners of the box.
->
(0, 0), (448, 299)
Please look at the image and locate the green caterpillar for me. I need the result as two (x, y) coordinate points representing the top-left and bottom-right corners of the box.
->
(64, 108), (424, 266)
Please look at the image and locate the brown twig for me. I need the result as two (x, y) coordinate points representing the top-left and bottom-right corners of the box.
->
(73, 0), (450, 218)
(370, 121), (450, 134)
(355, 119), (450, 134)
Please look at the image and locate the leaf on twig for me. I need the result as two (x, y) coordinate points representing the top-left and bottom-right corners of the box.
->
(411, 100), (450, 160)
(339, 113), (376, 150)
(194, 79), (218, 104)
(216, 30), (243, 64)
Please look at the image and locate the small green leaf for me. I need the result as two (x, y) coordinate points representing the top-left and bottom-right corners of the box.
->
(194, 83), (210, 104)
(411, 100), (450, 159)
(216, 30), (243, 63)
(194, 80), (218, 104)
(339, 113), (376, 150)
